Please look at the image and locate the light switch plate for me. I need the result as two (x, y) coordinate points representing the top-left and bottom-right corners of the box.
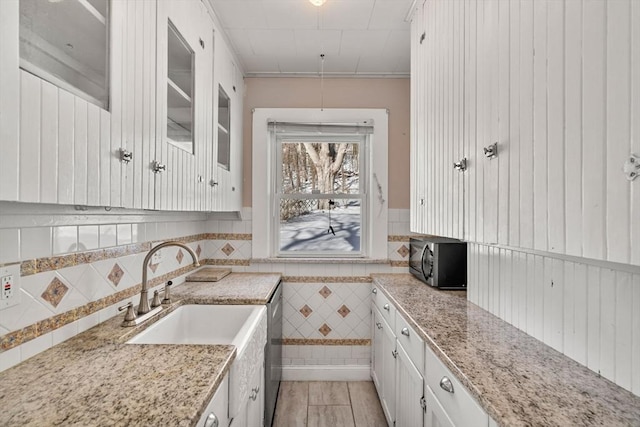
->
(0, 264), (21, 309)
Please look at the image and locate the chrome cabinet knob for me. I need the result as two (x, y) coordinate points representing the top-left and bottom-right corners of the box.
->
(203, 412), (218, 427)
(372, 288), (377, 294)
(152, 161), (166, 173)
(119, 148), (133, 164)
(383, 303), (390, 311)
(453, 158), (467, 172)
(401, 327), (410, 337)
(439, 376), (454, 394)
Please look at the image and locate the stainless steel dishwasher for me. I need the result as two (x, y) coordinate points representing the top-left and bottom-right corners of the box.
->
(264, 281), (282, 427)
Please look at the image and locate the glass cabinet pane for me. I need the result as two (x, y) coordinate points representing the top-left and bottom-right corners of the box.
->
(217, 85), (230, 170)
(167, 21), (194, 152)
(19, 0), (109, 109)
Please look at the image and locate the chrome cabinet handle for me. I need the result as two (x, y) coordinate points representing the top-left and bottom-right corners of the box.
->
(401, 327), (410, 337)
(440, 376), (454, 394)
(203, 412), (219, 427)
(383, 303), (390, 311)
(372, 288), (377, 294)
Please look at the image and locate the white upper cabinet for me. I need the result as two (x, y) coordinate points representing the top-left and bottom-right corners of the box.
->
(410, 0), (464, 240)
(212, 38), (243, 213)
(0, 0), (117, 207)
(0, 0), (20, 202)
(0, 0), (243, 213)
(154, 0), (213, 211)
(410, 0), (640, 265)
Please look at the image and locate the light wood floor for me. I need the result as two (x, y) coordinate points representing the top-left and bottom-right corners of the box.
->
(272, 381), (388, 427)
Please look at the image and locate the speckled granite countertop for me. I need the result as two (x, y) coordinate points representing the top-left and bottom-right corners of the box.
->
(372, 274), (640, 427)
(173, 272), (282, 304)
(0, 272), (282, 426)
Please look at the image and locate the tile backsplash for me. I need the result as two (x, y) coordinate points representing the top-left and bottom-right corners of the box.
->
(0, 203), (412, 372)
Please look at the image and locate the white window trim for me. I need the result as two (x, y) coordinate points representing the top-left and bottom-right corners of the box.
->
(252, 108), (388, 259)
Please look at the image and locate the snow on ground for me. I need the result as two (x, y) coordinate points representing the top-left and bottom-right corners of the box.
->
(279, 205), (360, 252)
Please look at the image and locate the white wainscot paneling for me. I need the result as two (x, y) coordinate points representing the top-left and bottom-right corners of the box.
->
(468, 242), (640, 397)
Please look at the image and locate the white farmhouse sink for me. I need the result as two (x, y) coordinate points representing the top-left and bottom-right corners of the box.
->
(127, 305), (266, 353)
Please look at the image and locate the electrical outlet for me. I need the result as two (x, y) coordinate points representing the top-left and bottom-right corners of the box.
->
(0, 264), (21, 310)
(2, 275), (14, 299)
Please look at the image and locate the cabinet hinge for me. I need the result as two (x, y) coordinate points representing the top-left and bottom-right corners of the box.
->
(420, 396), (427, 412)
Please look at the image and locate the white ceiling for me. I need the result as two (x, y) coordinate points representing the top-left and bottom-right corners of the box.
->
(207, 0), (414, 77)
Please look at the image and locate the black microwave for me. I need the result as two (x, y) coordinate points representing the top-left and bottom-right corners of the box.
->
(409, 237), (467, 289)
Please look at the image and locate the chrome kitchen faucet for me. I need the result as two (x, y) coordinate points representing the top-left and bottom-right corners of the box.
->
(138, 241), (200, 315)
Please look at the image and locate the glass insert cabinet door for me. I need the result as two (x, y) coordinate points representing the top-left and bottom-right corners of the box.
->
(19, 0), (110, 109)
(217, 85), (231, 170)
(166, 20), (194, 153)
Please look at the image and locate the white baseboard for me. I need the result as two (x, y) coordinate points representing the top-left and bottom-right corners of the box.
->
(282, 365), (371, 381)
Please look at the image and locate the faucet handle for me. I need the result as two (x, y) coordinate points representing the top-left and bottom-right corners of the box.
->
(150, 290), (162, 308)
(162, 281), (173, 305)
(118, 302), (137, 322)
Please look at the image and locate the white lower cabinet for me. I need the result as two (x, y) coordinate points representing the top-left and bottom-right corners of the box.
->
(372, 304), (423, 427)
(424, 385), (454, 427)
(424, 343), (488, 427)
(396, 344), (424, 427)
(373, 306), (397, 425)
(372, 295), (490, 427)
(231, 363), (264, 427)
(197, 374), (230, 427)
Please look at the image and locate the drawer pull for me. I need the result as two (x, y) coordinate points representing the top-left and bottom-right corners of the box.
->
(383, 303), (390, 311)
(440, 376), (454, 394)
(204, 412), (219, 427)
(401, 327), (410, 337)
(372, 288), (378, 294)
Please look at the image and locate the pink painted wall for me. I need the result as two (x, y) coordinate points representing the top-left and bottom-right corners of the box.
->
(242, 77), (410, 209)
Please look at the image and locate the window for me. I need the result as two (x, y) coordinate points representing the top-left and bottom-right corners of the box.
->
(19, 0), (110, 109)
(166, 20), (194, 152)
(273, 123), (370, 256)
(252, 109), (389, 260)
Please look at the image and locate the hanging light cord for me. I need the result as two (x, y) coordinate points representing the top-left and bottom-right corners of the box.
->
(320, 53), (325, 111)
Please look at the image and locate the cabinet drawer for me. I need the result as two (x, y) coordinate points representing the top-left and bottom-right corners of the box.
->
(371, 286), (395, 329)
(425, 345), (488, 427)
(395, 314), (424, 376)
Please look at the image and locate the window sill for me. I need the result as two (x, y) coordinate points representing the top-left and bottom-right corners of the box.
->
(251, 257), (390, 264)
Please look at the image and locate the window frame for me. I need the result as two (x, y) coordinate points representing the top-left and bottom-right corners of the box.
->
(274, 133), (368, 257)
(252, 108), (388, 260)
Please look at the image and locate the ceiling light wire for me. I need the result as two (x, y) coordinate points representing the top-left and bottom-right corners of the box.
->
(320, 53), (325, 111)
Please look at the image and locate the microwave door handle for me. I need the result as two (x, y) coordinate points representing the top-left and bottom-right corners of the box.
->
(420, 243), (429, 280)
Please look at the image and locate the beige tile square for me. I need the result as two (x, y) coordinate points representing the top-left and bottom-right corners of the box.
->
(348, 382), (387, 427)
(309, 381), (350, 405)
(273, 382), (308, 427)
(308, 406), (354, 427)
